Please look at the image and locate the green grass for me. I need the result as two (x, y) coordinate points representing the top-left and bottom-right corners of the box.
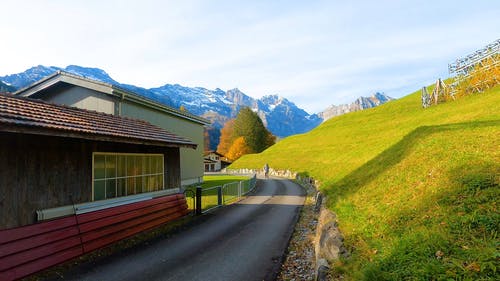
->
(184, 175), (251, 210)
(231, 85), (500, 280)
(201, 175), (250, 188)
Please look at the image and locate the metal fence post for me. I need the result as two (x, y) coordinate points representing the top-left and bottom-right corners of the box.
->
(195, 185), (202, 215)
(217, 185), (223, 206)
(238, 181), (242, 198)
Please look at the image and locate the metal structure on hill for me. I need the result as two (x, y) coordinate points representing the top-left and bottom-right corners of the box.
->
(421, 78), (451, 108)
(448, 39), (500, 77)
(422, 39), (499, 108)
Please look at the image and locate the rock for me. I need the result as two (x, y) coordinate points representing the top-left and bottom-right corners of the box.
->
(315, 259), (330, 281)
(315, 207), (347, 262)
(314, 192), (323, 212)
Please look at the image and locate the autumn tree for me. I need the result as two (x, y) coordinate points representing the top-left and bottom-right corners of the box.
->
(232, 107), (275, 153)
(217, 107), (275, 159)
(226, 136), (252, 161)
(216, 119), (235, 156)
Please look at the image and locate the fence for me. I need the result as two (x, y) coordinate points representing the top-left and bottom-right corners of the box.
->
(185, 174), (257, 214)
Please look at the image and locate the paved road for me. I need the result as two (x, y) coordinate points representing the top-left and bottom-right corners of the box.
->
(56, 178), (305, 281)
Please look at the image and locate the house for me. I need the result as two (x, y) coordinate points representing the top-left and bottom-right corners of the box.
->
(203, 151), (232, 172)
(14, 71), (210, 186)
(0, 93), (196, 229)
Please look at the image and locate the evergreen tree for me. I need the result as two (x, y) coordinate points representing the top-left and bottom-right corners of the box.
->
(217, 107), (275, 158)
(232, 107), (275, 153)
(203, 128), (211, 152)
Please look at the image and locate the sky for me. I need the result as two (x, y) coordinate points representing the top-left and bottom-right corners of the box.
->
(1, 0), (499, 113)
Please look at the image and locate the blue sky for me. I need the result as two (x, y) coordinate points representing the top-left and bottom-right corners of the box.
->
(1, 0), (499, 113)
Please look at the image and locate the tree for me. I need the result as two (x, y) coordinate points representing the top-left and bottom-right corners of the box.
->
(226, 136), (252, 161)
(232, 107), (275, 153)
(217, 119), (235, 155)
(203, 128), (211, 152)
(217, 107), (276, 159)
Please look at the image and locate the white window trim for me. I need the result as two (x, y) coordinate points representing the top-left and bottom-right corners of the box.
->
(92, 152), (165, 201)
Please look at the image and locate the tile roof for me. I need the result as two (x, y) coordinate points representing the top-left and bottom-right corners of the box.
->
(0, 94), (197, 148)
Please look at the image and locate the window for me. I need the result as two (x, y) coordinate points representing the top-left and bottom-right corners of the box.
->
(93, 153), (164, 201)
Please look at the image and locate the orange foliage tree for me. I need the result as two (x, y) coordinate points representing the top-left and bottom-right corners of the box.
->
(226, 136), (252, 161)
(216, 119), (235, 156)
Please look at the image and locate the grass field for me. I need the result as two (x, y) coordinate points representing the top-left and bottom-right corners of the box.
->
(184, 175), (251, 211)
(231, 86), (500, 280)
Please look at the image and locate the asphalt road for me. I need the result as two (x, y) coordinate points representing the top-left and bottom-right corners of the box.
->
(56, 177), (305, 281)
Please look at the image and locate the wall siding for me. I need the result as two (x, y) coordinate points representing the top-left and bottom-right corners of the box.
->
(44, 86), (115, 115)
(120, 101), (204, 185)
(0, 132), (180, 229)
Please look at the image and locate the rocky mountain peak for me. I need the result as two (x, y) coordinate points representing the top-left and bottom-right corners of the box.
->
(319, 92), (394, 121)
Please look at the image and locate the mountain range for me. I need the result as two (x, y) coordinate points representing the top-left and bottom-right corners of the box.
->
(319, 93), (394, 121)
(0, 65), (393, 149)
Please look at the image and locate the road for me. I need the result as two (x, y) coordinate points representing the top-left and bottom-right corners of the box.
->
(55, 178), (305, 281)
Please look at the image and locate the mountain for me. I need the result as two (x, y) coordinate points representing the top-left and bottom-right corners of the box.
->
(318, 92), (394, 121)
(150, 85), (322, 141)
(0, 65), (321, 149)
(1, 65), (394, 149)
(0, 81), (15, 93)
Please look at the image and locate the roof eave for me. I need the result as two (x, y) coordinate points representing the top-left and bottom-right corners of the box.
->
(0, 124), (198, 149)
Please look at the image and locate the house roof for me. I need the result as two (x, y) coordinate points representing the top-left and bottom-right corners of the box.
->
(203, 150), (225, 157)
(0, 93), (197, 148)
(14, 71), (210, 125)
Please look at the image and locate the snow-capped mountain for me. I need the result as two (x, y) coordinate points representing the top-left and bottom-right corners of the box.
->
(150, 85), (322, 139)
(1, 65), (174, 107)
(0, 65), (321, 149)
(318, 93), (394, 121)
(0, 81), (15, 93)
(1, 65), (393, 149)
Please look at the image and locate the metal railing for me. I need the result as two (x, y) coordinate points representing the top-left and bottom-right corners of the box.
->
(185, 174), (257, 215)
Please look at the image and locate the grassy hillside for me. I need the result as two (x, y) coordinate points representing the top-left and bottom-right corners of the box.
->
(231, 86), (499, 280)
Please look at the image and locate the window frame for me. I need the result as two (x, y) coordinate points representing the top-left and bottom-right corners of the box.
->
(92, 152), (165, 201)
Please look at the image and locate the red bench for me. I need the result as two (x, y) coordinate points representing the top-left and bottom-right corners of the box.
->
(0, 193), (188, 281)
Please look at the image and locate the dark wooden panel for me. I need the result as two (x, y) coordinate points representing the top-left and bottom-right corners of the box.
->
(0, 132), (182, 230)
